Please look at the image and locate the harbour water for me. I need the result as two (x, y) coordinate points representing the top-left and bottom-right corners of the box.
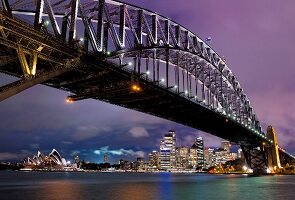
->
(0, 171), (295, 200)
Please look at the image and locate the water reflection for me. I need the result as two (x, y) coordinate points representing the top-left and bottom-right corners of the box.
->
(1, 172), (295, 200)
(113, 183), (158, 200)
(34, 180), (81, 200)
(159, 173), (173, 200)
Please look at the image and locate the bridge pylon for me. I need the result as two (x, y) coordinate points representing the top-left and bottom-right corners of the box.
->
(265, 125), (281, 172)
(241, 126), (282, 174)
(241, 144), (268, 174)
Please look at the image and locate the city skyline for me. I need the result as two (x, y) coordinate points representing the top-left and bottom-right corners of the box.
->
(5, 129), (238, 166)
(1, 0), (295, 164)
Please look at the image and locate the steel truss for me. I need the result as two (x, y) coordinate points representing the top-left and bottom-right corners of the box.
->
(0, 57), (82, 101)
(0, 9), (79, 99)
(3, 0), (262, 131)
(241, 145), (268, 174)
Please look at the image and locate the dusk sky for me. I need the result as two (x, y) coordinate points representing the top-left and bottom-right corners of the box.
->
(1, 0), (295, 163)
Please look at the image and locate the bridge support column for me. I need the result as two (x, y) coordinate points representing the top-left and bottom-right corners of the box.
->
(16, 46), (41, 77)
(34, 0), (44, 30)
(61, 16), (68, 41)
(69, 0), (79, 43)
(241, 144), (268, 175)
(0, 58), (81, 102)
(265, 126), (281, 172)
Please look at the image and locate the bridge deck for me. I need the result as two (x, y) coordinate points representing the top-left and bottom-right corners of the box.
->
(0, 48), (261, 145)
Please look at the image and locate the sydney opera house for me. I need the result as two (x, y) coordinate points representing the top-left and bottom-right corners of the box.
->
(23, 149), (69, 170)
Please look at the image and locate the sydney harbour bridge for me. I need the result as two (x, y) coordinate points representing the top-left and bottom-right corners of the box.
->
(0, 0), (294, 174)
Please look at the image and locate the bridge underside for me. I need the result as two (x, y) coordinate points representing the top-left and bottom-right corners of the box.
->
(1, 49), (262, 146)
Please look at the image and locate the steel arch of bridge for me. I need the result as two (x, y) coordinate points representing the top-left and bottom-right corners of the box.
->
(4, 0), (268, 140)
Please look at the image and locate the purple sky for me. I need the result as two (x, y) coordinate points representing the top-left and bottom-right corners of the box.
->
(1, 0), (295, 163)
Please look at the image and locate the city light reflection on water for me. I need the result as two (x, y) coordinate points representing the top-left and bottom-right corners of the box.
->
(34, 180), (82, 200)
(159, 172), (173, 200)
(112, 182), (158, 200)
(1, 171), (295, 200)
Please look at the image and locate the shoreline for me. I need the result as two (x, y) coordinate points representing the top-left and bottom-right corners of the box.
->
(2, 169), (295, 175)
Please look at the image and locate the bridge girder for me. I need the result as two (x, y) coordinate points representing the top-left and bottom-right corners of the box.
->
(0, 57), (82, 102)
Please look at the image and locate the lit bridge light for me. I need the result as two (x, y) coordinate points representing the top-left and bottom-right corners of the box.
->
(65, 97), (74, 104)
(132, 84), (141, 92)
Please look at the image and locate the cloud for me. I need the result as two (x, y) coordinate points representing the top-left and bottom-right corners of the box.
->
(251, 88), (295, 148)
(182, 135), (196, 147)
(196, 132), (223, 148)
(128, 127), (149, 138)
(0, 152), (19, 160)
(61, 141), (72, 145)
(180, 131), (223, 148)
(30, 144), (39, 149)
(70, 150), (80, 157)
(94, 146), (145, 158)
(72, 126), (111, 141)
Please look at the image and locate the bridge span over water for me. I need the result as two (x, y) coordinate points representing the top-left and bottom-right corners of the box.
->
(0, 0), (294, 174)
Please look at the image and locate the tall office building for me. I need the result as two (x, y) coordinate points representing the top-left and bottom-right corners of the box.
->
(176, 146), (189, 169)
(215, 149), (230, 165)
(189, 144), (198, 168)
(148, 150), (160, 170)
(160, 130), (176, 170)
(204, 148), (215, 168)
(221, 141), (231, 152)
(237, 147), (243, 159)
(195, 137), (204, 168)
(136, 157), (144, 170)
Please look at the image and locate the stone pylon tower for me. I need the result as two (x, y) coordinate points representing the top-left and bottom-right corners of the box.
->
(266, 126), (281, 171)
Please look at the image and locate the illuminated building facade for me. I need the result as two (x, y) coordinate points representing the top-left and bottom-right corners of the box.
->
(195, 137), (204, 168)
(237, 147), (243, 159)
(160, 130), (176, 170)
(23, 149), (68, 170)
(189, 144), (198, 168)
(204, 148), (215, 168)
(176, 146), (189, 169)
(148, 150), (160, 170)
(221, 141), (231, 152)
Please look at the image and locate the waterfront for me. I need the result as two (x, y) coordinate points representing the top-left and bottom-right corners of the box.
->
(0, 171), (295, 200)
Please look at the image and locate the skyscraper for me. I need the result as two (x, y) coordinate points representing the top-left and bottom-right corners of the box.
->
(148, 150), (160, 170)
(195, 137), (204, 168)
(221, 141), (231, 152)
(176, 146), (189, 169)
(237, 147), (243, 159)
(160, 130), (176, 170)
(189, 144), (198, 168)
(215, 149), (230, 165)
(204, 148), (215, 168)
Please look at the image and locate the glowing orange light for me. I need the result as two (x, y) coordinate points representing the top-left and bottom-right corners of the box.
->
(65, 97), (74, 104)
(131, 84), (141, 92)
